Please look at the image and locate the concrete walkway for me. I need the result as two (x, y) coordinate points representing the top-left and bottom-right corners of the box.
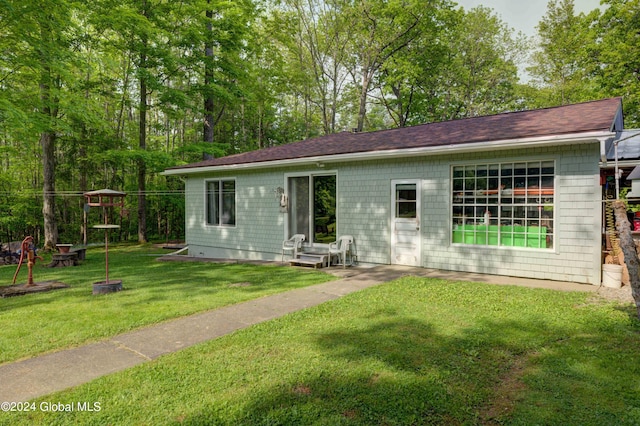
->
(0, 264), (595, 403)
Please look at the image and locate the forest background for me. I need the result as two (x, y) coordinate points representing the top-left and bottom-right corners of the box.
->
(0, 0), (638, 249)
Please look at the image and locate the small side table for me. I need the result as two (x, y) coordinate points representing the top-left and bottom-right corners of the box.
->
(56, 244), (73, 254)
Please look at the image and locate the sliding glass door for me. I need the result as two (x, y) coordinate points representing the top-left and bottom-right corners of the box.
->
(288, 176), (310, 240)
(287, 174), (336, 244)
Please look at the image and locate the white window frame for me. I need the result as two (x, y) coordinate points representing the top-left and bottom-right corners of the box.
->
(205, 178), (236, 227)
(284, 171), (338, 245)
(451, 160), (555, 250)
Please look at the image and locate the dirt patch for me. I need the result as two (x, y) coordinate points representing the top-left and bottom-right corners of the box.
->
(342, 409), (358, 419)
(291, 384), (312, 396)
(478, 354), (532, 425)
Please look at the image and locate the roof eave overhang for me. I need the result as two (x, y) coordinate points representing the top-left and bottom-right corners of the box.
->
(600, 160), (640, 169)
(162, 130), (615, 176)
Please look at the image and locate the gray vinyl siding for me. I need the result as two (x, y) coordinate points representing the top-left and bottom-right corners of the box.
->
(184, 142), (602, 284)
(185, 171), (285, 260)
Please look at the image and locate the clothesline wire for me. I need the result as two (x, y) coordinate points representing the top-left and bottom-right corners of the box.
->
(0, 190), (185, 197)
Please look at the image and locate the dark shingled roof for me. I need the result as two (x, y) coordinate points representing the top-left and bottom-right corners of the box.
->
(168, 98), (622, 171)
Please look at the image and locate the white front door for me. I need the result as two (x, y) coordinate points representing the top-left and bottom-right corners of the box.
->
(391, 180), (421, 266)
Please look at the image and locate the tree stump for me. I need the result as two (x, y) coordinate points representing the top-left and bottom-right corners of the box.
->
(47, 252), (78, 267)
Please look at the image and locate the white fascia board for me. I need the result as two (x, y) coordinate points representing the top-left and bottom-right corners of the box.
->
(162, 130), (614, 176)
(600, 160), (640, 169)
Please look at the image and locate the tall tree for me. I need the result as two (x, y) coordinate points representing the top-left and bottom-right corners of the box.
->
(280, 0), (352, 135)
(440, 6), (526, 119)
(204, 1), (216, 145)
(138, 7), (150, 243)
(526, 0), (593, 106)
(346, 0), (426, 132)
(2, 0), (83, 249)
(92, 0), (179, 242)
(374, 1), (453, 127)
(592, 0), (640, 126)
(266, 3), (322, 139)
(200, 0), (255, 145)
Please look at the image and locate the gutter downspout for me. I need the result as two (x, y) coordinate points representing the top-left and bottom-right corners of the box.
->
(600, 137), (608, 165)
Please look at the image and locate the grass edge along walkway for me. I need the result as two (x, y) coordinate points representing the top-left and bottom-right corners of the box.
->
(0, 265), (404, 403)
(2, 271), (636, 426)
(0, 247), (333, 365)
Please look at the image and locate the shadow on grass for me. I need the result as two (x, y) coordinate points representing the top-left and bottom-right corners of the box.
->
(614, 303), (640, 322)
(112, 263), (328, 308)
(179, 313), (640, 425)
(0, 253), (328, 312)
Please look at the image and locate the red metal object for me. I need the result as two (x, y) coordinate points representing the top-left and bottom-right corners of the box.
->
(12, 236), (43, 287)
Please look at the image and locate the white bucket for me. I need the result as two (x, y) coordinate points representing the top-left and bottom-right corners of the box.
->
(602, 264), (623, 289)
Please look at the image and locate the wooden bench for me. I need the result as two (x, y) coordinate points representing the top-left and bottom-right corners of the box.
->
(71, 247), (86, 260)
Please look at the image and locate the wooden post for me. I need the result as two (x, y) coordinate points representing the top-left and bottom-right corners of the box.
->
(612, 200), (640, 319)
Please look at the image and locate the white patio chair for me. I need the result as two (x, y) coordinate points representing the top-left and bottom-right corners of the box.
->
(329, 235), (357, 268)
(282, 234), (305, 262)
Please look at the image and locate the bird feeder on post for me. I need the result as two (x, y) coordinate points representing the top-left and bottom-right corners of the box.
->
(83, 189), (126, 295)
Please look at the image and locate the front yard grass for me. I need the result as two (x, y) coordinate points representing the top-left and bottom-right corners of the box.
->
(0, 244), (333, 364)
(4, 276), (639, 425)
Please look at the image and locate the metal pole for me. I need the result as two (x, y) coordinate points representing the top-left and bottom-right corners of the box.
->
(103, 205), (108, 284)
(105, 229), (109, 284)
(615, 140), (620, 200)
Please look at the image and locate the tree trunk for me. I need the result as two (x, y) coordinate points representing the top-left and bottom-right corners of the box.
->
(79, 124), (88, 245)
(612, 200), (640, 319)
(138, 50), (148, 243)
(137, 162), (147, 243)
(116, 53), (133, 142)
(356, 72), (370, 132)
(203, 4), (214, 145)
(38, 16), (59, 251)
(41, 130), (58, 250)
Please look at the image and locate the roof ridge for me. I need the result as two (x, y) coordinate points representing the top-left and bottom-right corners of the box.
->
(166, 98), (622, 172)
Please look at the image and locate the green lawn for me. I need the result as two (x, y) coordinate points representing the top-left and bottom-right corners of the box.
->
(0, 245), (333, 364)
(3, 276), (639, 425)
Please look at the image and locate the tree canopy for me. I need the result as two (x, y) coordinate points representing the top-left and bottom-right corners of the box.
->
(0, 0), (636, 246)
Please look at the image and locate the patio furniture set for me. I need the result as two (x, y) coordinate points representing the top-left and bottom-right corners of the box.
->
(283, 234), (357, 268)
